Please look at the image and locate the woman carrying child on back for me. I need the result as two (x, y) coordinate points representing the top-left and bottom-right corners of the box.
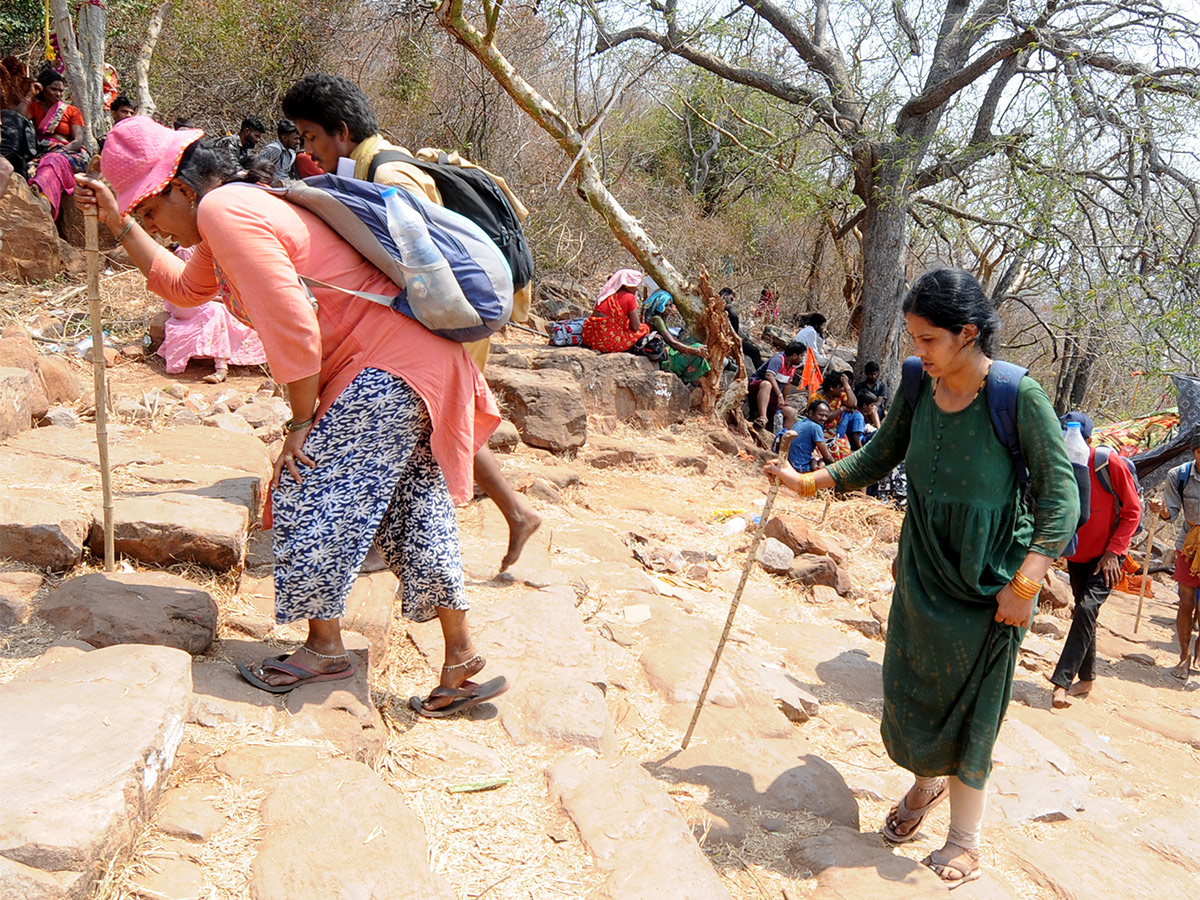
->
(72, 117), (505, 717)
(765, 268), (1078, 887)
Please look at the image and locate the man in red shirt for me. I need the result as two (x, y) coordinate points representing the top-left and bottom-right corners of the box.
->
(1050, 412), (1142, 708)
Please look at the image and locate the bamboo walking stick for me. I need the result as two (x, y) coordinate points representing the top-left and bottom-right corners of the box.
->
(85, 208), (115, 572)
(682, 432), (797, 750)
(1134, 498), (1162, 634)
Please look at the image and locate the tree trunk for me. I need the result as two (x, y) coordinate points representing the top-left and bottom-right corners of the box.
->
(76, 0), (107, 143)
(855, 149), (910, 383)
(48, 0), (94, 151)
(136, 0), (172, 119)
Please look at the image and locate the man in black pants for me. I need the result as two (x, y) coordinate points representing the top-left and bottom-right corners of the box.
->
(1050, 412), (1142, 708)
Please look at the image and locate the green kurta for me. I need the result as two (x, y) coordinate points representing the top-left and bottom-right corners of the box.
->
(828, 372), (1078, 788)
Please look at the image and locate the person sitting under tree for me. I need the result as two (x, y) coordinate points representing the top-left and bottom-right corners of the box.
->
(748, 342), (804, 431)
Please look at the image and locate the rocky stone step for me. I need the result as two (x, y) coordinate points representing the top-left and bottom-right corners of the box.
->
(0, 489), (90, 571)
(0, 644), (192, 899)
(549, 753), (734, 900)
(37, 571), (218, 655)
(189, 636), (383, 763)
(409, 584), (615, 752)
(528, 347), (691, 427)
(249, 758), (454, 900)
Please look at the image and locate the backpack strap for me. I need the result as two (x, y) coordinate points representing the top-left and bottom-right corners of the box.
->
(901, 356), (926, 410)
(984, 360), (1030, 487)
(1181, 461), (1194, 499)
(1093, 445), (1114, 496)
(366, 148), (416, 183)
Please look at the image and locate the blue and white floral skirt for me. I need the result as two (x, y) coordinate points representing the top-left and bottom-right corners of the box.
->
(271, 367), (467, 624)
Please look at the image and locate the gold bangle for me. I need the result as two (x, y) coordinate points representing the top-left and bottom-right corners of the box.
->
(1008, 572), (1041, 601)
(1011, 570), (1040, 594)
(796, 472), (817, 497)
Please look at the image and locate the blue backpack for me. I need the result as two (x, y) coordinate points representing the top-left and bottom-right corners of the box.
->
(266, 175), (513, 343)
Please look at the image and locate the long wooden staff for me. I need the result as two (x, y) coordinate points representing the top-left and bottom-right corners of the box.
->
(682, 432), (796, 749)
(85, 208), (115, 571)
(1134, 498), (1162, 634)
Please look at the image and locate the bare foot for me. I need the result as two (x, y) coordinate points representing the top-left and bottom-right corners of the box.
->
(499, 509), (543, 573)
(1068, 680), (1094, 698)
(256, 645), (350, 687)
(1170, 659), (1190, 682)
(1052, 686), (1071, 708)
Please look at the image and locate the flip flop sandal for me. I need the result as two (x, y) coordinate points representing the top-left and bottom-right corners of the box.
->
(237, 654), (356, 694)
(922, 847), (981, 890)
(410, 676), (509, 718)
(882, 778), (948, 844)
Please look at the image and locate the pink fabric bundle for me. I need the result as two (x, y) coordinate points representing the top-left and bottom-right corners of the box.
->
(31, 153), (75, 217)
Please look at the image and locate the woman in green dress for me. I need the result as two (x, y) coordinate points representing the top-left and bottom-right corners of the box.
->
(765, 269), (1078, 887)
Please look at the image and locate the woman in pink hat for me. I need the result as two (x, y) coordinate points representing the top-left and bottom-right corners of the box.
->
(74, 117), (507, 715)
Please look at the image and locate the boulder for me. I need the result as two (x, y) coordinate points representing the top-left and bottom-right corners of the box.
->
(237, 397), (290, 429)
(249, 759), (455, 900)
(1030, 613), (1066, 639)
(0, 570), (42, 626)
(529, 347), (690, 427)
(1040, 570), (1073, 610)
(89, 493), (249, 570)
(789, 554), (852, 596)
(0, 176), (63, 281)
(155, 784), (226, 843)
(549, 754), (734, 900)
(0, 367), (38, 440)
(0, 329), (49, 418)
(487, 419), (520, 452)
(0, 490), (90, 570)
(37, 571), (218, 655)
(763, 515), (847, 563)
(706, 429), (739, 455)
(37, 354), (82, 407)
(486, 366), (587, 452)
(203, 412), (254, 435)
(655, 738), (859, 829)
(756, 536), (795, 574)
(0, 644), (191, 898)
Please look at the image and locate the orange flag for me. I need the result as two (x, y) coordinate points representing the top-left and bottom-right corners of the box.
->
(800, 347), (822, 394)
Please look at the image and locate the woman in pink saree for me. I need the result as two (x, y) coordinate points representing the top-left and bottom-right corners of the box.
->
(16, 69), (90, 218)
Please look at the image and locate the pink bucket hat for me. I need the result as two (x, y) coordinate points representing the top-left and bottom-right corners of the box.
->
(100, 116), (204, 216)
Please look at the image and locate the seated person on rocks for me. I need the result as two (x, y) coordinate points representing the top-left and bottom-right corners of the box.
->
(856, 360), (889, 423)
(215, 115), (266, 169)
(17, 70), (90, 218)
(786, 398), (834, 472)
(76, 117), (505, 716)
(794, 312), (829, 365)
(110, 95), (135, 124)
(813, 369), (858, 459)
(581, 268), (661, 358)
(159, 244), (268, 383)
(256, 118), (301, 184)
(643, 289), (709, 384)
(721, 286), (763, 370)
(748, 341), (804, 430)
(838, 392), (875, 452)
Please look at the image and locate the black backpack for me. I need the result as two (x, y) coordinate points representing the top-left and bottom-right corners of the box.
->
(0, 110), (37, 176)
(368, 149), (533, 292)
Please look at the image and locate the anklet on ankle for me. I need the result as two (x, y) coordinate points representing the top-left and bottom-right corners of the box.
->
(303, 646), (348, 660)
(442, 653), (482, 671)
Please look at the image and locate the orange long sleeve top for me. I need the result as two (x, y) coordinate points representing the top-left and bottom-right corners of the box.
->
(146, 183), (498, 503)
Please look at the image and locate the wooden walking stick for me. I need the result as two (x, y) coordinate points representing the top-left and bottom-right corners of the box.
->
(85, 208), (115, 572)
(1134, 497), (1163, 634)
(682, 432), (800, 749)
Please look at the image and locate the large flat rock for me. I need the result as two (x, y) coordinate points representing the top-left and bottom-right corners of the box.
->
(787, 825), (949, 898)
(549, 754), (733, 900)
(484, 367), (587, 452)
(0, 489), (90, 571)
(88, 493), (249, 570)
(0, 644), (192, 898)
(249, 759), (454, 900)
(409, 586), (614, 751)
(37, 572), (218, 655)
(0, 367), (37, 440)
(528, 347), (691, 427)
(651, 738), (860, 829)
(189, 637), (383, 763)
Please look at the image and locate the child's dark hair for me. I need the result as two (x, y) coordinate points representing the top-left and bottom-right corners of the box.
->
(857, 390), (878, 407)
(902, 268), (1000, 356)
(282, 73), (378, 142)
(175, 138), (273, 191)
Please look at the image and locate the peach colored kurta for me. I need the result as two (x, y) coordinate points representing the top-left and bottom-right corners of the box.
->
(146, 183), (498, 503)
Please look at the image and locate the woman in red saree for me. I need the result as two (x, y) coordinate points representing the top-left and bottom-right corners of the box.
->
(581, 269), (651, 353)
(17, 69), (90, 218)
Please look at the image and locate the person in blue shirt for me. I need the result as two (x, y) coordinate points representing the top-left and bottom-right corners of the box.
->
(787, 399), (834, 472)
(837, 390), (878, 451)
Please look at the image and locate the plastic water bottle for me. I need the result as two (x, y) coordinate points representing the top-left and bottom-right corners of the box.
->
(380, 187), (472, 329)
(1064, 420), (1092, 517)
(773, 410), (784, 433)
